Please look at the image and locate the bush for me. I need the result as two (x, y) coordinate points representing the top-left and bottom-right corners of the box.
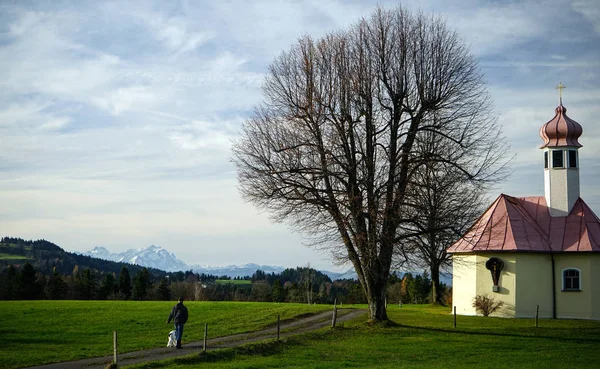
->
(442, 287), (452, 306)
(472, 294), (503, 316)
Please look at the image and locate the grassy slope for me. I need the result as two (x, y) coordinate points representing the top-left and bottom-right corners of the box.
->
(215, 280), (252, 285)
(0, 253), (31, 260)
(130, 305), (600, 369)
(0, 300), (331, 369)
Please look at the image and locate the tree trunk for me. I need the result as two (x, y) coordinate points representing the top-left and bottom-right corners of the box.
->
(363, 269), (390, 321)
(367, 290), (388, 321)
(430, 264), (442, 305)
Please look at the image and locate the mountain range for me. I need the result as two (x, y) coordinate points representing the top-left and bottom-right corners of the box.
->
(82, 245), (356, 280)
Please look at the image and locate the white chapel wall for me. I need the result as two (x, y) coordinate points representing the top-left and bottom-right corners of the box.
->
(451, 254), (477, 315)
(514, 253), (553, 318)
(554, 254), (596, 320)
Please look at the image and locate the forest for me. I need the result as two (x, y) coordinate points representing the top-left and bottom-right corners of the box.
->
(0, 237), (450, 305)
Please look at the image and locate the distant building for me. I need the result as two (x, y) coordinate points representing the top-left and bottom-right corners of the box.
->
(448, 90), (600, 319)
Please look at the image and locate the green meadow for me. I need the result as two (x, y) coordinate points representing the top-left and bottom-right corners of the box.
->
(131, 305), (600, 369)
(0, 253), (30, 260)
(0, 300), (330, 369)
(215, 279), (252, 285)
(2, 302), (600, 369)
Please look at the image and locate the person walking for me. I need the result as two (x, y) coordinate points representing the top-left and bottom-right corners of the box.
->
(166, 297), (188, 349)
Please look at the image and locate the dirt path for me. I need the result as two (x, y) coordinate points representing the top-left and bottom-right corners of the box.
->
(25, 308), (366, 369)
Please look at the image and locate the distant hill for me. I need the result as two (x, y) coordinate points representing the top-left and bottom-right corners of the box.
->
(1, 237), (450, 285)
(80, 244), (357, 280)
(0, 237), (167, 278)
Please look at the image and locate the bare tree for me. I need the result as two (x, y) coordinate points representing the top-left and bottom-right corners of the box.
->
(301, 263), (315, 305)
(232, 7), (506, 322)
(397, 130), (494, 304)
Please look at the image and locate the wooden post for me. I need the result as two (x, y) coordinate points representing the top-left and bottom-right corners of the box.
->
(453, 306), (457, 328)
(277, 315), (280, 340)
(332, 304), (338, 328)
(113, 330), (118, 366)
(203, 323), (208, 352)
(535, 305), (539, 328)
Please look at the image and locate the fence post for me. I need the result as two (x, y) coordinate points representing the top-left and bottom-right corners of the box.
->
(453, 306), (457, 328)
(332, 299), (338, 328)
(203, 323), (208, 352)
(535, 305), (539, 328)
(277, 315), (280, 340)
(113, 330), (118, 366)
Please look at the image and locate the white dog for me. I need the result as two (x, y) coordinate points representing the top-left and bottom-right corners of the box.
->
(167, 330), (177, 347)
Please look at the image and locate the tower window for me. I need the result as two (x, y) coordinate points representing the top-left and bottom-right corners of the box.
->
(552, 150), (564, 168)
(544, 152), (548, 169)
(568, 150), (577, 168)
(562, 268), (581, 291)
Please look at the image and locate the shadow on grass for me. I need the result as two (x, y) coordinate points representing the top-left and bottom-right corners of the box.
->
(364, 319), (402, 328)
(395, 323), (600, 343)
(132, 340), (288, 368)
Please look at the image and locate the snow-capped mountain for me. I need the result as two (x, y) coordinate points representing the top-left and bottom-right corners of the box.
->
(81, 245), (354, 280)
(83, 245), (188, 272)
(190, 263), (285, 278)
(85, 246), (113, 260)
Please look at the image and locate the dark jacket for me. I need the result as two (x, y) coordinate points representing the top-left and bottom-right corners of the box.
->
(167, 302), (188, 324)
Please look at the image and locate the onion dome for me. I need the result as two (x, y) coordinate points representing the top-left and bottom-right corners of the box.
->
(539, 103), (583, 148)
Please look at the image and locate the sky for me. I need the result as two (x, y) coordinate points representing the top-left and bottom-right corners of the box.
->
(1, 0), (599, 272)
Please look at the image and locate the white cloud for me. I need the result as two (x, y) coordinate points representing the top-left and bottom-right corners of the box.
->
(572, 0), (600, 34)
(0, 0), (599, 270)
(39, 116), (71, 131)
(91, 86), (165, 116)
(447, 5), (543, 56)
(135, 11), (214, 54)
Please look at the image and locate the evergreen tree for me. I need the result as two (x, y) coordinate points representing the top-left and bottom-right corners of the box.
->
(157, 277), (170, 301)
(18, 262), (43, 299)
(272, 279), (284, 302)
(80, 269), (97, 300)
(0, 265), (18, 300)
(45, 268), (68, 300)
(132, 268), (151, 300)
(118, 266), (132, 299)
(99, 273), (117, 300)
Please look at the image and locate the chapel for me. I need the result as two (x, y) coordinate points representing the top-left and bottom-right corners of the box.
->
(447, 86), (600, 319)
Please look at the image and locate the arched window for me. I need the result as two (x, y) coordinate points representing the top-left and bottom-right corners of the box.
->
(562, 268), (581, 291)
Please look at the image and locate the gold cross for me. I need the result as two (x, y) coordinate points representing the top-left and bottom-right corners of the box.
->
(555, 82), (566, 101)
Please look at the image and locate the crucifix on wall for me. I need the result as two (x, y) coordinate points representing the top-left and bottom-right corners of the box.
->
(485, 257), (504, 292)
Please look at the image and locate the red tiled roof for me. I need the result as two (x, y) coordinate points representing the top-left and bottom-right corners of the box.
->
(539, 104), (583, 148)
(447, 194), (600, 253)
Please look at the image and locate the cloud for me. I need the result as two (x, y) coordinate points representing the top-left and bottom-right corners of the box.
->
(91, 86), (165, 116)
(572, 0), (600, 34)
(0, 0), (599, 270)
(131, 10), (215, 54)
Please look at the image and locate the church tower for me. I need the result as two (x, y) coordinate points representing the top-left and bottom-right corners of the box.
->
(539, 83), (583, 217)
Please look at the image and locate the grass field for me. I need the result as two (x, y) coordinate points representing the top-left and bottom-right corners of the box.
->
(0, 300), (331, 369)
(215, 279), (252, 285)
(3, 302), (600, 369)
(0, 253), (31, 260)
(128, 305), (600, 369)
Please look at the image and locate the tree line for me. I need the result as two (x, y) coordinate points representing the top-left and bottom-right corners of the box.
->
(0, 261), (448, 305)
